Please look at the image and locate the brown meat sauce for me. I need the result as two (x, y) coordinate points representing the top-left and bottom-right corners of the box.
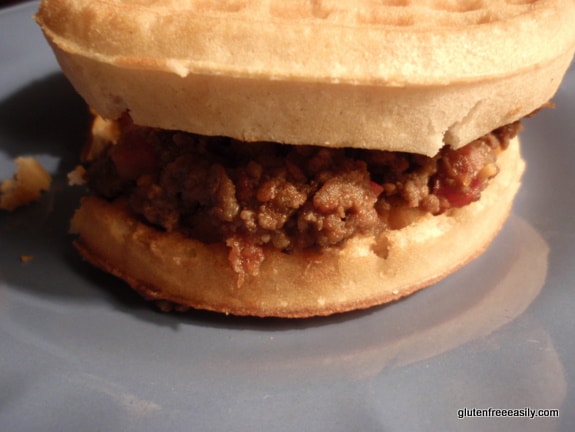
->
(85, 115), (520, 277)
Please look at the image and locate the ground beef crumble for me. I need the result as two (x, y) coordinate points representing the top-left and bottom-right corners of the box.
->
(85, 114), (520, 278)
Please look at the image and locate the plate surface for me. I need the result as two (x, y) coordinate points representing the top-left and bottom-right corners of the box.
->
(1, 3), (574, 431)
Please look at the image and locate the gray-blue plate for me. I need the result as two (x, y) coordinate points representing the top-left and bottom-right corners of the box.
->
(1, 2), (574, 431)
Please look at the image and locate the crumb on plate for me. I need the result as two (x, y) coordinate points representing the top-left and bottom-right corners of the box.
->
(0, 157), (52, 211)
(20, 255), (34, 263)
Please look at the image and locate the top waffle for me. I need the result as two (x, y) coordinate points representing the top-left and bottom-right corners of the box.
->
(36, 0), (575, 154)
(36, 0), (575, 85)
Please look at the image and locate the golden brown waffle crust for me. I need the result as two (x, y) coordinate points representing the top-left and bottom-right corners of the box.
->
(36, 0), (575, 155)
(35, 0), (575, 85)
(70, 138), (524, 318)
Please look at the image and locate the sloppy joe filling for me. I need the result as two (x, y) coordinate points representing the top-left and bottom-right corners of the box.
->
(84, 114), (520, 275)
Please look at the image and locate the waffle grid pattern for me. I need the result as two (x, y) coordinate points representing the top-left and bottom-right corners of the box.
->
(135, 0), (542, 27)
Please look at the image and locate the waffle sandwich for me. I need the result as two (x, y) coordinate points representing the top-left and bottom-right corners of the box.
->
(36, 0), (575, 317)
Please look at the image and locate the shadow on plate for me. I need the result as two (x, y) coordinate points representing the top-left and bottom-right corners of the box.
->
(0, 72), (90, 165)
